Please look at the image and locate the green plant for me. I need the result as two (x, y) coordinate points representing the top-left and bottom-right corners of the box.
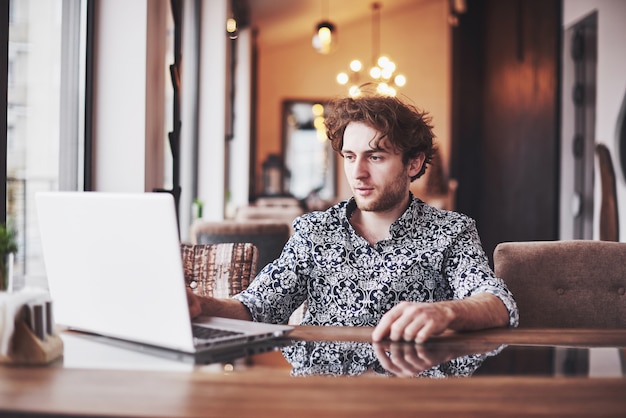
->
(193, 198), (203, 219)
(0, 223), (17, 291)
(0, 222), (17, 256)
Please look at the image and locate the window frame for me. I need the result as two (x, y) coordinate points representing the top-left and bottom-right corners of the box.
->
(2, 0), (91, 286)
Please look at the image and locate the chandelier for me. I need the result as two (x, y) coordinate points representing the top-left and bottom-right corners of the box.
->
(336, 2), (406, 97)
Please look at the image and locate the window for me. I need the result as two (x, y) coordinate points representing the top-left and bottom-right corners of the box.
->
(5, 0), (86, 289)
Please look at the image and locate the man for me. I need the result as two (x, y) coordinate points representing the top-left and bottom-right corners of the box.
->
(188, 93), (519, 342)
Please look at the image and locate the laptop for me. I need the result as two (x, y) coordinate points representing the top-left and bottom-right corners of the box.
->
(35, 191), (293, 361)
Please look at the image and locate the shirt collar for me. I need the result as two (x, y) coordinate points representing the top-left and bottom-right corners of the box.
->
(341, 193), (419, 238)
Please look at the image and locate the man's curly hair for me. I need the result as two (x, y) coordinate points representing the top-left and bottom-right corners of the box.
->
(324, 92), (436, 181)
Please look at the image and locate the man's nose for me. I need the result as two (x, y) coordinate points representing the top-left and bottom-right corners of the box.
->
(352, 157), (368, 179)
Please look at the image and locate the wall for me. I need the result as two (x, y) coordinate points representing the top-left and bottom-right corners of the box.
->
(254, 0), (450, 201)
(195, 0), (228, 220)
(93, 0), (150, 192)
(562, 0), (626, 241)
(92, 0), (232, 232)
(228, 28), (252, 214)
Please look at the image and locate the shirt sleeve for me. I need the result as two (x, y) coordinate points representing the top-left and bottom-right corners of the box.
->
(444, 219), (519, 328)
(233, 221), (310, 324)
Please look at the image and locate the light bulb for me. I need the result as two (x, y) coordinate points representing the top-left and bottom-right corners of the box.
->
(319, 27), (331, 43)
(317, 29), (332, 54)
(314, 116), (325, 130)
(394, 74), (406, 87)
(381, 67), (394, 80)
(337, 72), (349, 85)
(349, 85), (361, 97)
(377, 56), (390, 68)
(370, 66), (382, 79)
(349, 60), (362, 72)
(312, 21), (336, 54)
(226, 18), (238, 39)
(312, 103), (325, 116)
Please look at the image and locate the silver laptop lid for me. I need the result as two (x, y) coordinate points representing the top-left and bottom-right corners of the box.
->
(37, 192), (199, 352)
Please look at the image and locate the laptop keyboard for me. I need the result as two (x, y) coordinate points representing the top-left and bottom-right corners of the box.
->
(192, 325), (245, 340)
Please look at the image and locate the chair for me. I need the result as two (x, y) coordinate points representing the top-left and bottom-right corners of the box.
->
(493, 240), (626, 328)
(188, 221), (307, 325)
(180, 242), (258, 298)
(234, 205), (303, 234)
(190, 220), (290, 272)
(255, 196), (302, 208)
(596, 143), (619, 241)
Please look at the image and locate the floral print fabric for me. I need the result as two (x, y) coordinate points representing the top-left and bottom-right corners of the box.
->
(234, 195), (519, 328)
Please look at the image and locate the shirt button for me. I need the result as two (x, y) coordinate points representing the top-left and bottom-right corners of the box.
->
(556, 288), (565, 295)
(190, 281), (198, 289)
(618, 287), (625, 295)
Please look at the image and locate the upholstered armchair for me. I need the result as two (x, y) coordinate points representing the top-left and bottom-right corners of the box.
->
(493, 240), (626, 328)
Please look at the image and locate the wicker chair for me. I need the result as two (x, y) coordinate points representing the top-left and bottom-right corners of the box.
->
(186, 225), (306, 324)
(180, 242), (258, 298)
(190, 220), (290, 272)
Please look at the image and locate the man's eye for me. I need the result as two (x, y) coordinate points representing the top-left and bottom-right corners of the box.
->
(370, 155), (382, 161)
(344, 154), (355, 161)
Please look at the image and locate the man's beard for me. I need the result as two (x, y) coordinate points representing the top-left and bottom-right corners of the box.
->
(354, 173), (408, 213)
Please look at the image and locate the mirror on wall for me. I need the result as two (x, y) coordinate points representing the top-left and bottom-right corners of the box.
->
(281, 100), (336, 201)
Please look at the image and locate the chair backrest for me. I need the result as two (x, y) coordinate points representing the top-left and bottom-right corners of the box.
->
(190, 220), (290, 271)
(234, 205), (303, 235)
(180, 242), (258, 298)
(255, 196), (302, 208)
(493, 240), (626, 328)
(596, 143), (619, 241)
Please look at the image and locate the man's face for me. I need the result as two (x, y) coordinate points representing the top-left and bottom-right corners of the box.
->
(341, 122), (422, 213)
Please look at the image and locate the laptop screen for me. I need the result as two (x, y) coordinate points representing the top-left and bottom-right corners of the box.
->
(37, 192), (198, 352)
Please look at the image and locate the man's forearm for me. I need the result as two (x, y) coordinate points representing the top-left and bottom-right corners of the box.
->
(444, 292), (510, 331)
(196, 296), (253, 321)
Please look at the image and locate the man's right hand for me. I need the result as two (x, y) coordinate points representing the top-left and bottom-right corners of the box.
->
(186, 288), (202, 319)
(185, 289), (253, 321)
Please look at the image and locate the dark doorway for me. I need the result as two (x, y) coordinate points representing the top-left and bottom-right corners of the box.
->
(450, 0), (561, 265)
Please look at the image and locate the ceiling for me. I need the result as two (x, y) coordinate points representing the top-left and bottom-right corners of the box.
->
(244, 0), (423, 46)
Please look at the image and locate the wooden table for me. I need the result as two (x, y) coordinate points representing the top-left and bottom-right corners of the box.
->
(1, 327), (625, 417)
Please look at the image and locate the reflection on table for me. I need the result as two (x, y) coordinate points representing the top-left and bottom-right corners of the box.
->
(59, 326), (626, 379)
(0, 326), (625, 418)
(282, 340), (505, 378)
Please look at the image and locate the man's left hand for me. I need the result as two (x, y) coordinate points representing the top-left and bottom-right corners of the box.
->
(371, 301), (454, 343)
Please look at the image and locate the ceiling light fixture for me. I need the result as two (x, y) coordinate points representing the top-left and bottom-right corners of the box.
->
(336, 2), (406, 97)
(448, 0), (467, 27)
(226, 17), (238, 39)
(312, 0), (337, 54)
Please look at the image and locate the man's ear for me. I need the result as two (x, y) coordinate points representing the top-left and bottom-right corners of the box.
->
(408, 153), (426, 177)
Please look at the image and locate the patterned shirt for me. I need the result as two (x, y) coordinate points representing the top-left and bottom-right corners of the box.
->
(234, 195), (519, 327)
(282, 340), (504, 377)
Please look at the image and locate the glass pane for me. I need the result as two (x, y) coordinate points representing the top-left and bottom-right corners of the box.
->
(7, 0), (64, 289)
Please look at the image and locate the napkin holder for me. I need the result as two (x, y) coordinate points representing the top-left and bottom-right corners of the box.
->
(0, 319), (63, 365)
(0, 292), (64, 366)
